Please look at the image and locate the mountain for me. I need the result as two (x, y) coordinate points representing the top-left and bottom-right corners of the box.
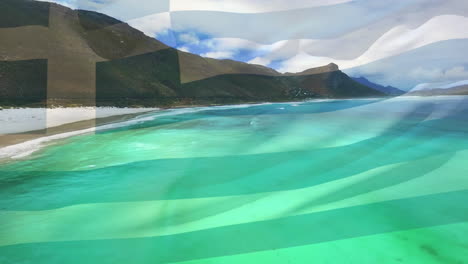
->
(407, 85), (468, 96)
(352, 77), (405, 95)
(0, 0), (384, 107)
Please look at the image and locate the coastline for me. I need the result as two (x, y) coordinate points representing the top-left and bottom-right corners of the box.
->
(0, 94), (445, 147)
(0, 108), (159, 152)
(2, 95), (438, 161)
(0, 102), (272, 160)
(0, 96), (400, 150)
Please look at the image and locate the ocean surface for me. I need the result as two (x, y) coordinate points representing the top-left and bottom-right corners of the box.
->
(1, 96), (468, 263)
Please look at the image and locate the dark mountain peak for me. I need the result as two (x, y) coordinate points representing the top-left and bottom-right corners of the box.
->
(353, 76), (369, 82)
(327, 62), (339, 71)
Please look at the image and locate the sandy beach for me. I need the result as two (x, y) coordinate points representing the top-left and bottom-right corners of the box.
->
(0, 107), (159, 149)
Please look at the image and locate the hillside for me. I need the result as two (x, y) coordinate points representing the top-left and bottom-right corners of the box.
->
(352, 77), (405, 95)
(0, 0), (384, 107)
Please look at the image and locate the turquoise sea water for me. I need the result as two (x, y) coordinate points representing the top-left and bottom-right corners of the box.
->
(1, 96), (468, 263)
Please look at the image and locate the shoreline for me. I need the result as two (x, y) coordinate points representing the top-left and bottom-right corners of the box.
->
(0, 95), (450, 148)
(2, 95), (464, 161)
(0, 102), (273, 160)
(0, 109), (158, 150)
(0, 111), (165, 162)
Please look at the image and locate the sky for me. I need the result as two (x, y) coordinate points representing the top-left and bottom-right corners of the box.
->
(40, 0), (468, 90)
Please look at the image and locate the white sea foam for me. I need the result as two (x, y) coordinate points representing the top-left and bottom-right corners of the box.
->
(0, 115), (153, 160)
(0, 103), (268, 160)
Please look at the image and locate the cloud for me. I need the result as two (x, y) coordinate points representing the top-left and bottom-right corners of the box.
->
(248, 57), (271, 65)
(272, 15), (468, 73)
(170, 0), (428, 43)
(356, 15), (468, 65)
(167, 0), (468, 71)
(127, 12), (171, 37)
(409, 66), (468, 82)
(412, 82), (451, 91)
(445, 66), (468, 79)
(440, 79), (468, 89)
(346, 39), (468, 89)
(43, 0), (352, 15)
(178, 32), (200, 45)
(173, 37), (299, 68)
(74, 0), (111, 10)
(277, 52), (333, 73)
(170, 36), (279, 63)
(178, 46), (190, 52)
(170, 0), (353, 13)
(202, 38), (264, 50)
(412, 78), (468, 91)
(200, 51), (235, 59)
(152, 14), (468, 78)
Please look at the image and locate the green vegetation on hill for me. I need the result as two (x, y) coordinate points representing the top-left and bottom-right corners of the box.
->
(76, 10), (168, 60)
(0, 0), (50, 28)
(96, 49), (384, 107)
(0, 59), (47, 107)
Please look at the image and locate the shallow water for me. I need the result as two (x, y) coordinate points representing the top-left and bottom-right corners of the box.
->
(1, 96), (468, 263)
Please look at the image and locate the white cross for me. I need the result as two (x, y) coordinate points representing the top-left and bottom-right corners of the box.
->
(0, 4), (167, 141)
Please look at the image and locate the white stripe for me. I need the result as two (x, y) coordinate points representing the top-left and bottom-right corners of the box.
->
(276, 15), (468, 72)
(1, 151), (467, 246)
(170, 0), (353, 13)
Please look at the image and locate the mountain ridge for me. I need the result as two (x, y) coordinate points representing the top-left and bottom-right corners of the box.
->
(352, 77), (405, 95)
(0, 0), (385, 107)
